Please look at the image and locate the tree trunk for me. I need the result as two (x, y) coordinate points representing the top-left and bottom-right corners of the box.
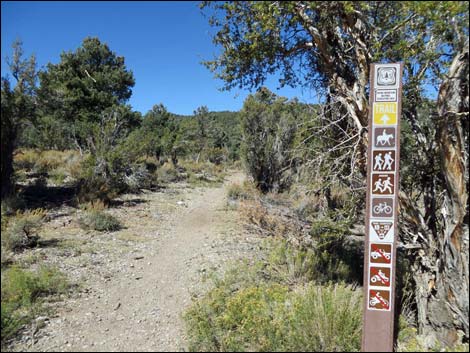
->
(409, 41), (469, 346)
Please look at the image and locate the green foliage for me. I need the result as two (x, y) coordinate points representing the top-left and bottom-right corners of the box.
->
(155, 162), (184, 184)
(185, 279), (362, 352)
(240, 87), (297, 193)
(267, 241), (317, 285)
(76, 106), (146, 201)
(175, 110), (242, 163)
(139, 104), (174, 160)
(1, 40), (38, 197)
(78, 209), (122, 232)
(185, 235), (363, 352)
(202, 1), (468, 93)
(18, 114), (74, 150)
(1, 265), (68, 343)
(1, 209), (46, 253)
(37, 37), (137, 149)
(399, 99), (440, 197)
(308, 217), (362, 284)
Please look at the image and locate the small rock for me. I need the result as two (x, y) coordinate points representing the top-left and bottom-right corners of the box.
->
(114, 302), (121, 311)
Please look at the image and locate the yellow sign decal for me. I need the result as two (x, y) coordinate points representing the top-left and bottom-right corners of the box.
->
(373, 102), (397, 125)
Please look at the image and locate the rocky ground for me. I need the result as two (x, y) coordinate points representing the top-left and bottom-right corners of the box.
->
(7, 171), (263, 352)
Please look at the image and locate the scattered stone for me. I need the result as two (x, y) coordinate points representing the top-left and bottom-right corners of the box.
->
(114, 302), (121, 311)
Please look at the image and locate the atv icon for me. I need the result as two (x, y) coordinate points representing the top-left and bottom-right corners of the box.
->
(370, 249), (391, 260)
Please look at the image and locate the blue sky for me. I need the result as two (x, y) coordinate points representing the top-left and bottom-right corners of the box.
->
(1, 1), (316, 115)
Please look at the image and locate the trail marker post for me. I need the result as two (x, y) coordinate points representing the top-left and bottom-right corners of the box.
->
(362, 63), (403, 352)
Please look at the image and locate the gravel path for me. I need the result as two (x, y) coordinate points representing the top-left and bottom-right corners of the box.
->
(9, 171), (258, 352)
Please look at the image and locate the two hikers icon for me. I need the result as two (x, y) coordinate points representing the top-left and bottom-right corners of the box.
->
(374, 152), (394, 171)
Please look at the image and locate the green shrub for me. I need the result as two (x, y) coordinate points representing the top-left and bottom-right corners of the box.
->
(267, 241), (316, 285)
(78, 209), (122, 232)
(286, 283), (362, 352)
(184, 281), (362, 352)
(1, 209), (46, 252)
(240, 88), (297, 193)
(205, 147), (227, 165)
(1, 265), (68, 343)
(156, 162), (185, 184)
(308, 217), (363, 284)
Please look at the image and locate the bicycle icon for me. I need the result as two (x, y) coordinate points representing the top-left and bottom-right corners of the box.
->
(373, 202), (392, 215)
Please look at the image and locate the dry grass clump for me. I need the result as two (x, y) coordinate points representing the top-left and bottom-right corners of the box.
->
(227, 180), (258, 201)
(14, 149), (84, 185)
(238, 199), (303, 243)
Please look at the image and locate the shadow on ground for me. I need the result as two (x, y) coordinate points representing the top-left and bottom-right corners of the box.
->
(19, 183), (79, 210)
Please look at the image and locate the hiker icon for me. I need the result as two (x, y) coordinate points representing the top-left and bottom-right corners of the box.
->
(382, 177), (393, 193)
(374, 153), (384, 170)
(383, 152), (394, 170)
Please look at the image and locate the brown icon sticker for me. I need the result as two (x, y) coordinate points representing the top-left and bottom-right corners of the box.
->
(370, 243), (392, 264)
(370, 221), (394, 242)
(373, 127), (396, 148)
(372, 173), (395, 195)
(368, 289), (391, 311)
(372, 150), (395, 172)
(371, 197), (394, 218)
(370, 266), (391, 287)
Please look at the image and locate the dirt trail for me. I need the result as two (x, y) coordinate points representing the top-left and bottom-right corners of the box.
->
(12, 171), (254, 352)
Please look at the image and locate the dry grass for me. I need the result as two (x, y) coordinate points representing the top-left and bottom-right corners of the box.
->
(238, 199), (302, 242)
(14, 149), (84, 184)
(227, 180), (258, 200)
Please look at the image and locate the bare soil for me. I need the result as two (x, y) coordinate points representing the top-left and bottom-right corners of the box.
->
(8, 171), (262, 352)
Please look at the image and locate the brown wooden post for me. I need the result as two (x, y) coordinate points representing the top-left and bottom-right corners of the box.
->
(362, 63), (403, 352)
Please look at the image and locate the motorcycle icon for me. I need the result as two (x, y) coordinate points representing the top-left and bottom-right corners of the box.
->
(373, 202), (392, 215)
(370, 250), (391, 260)
(370, 270), (390, 284)
(369, 292), (389, 307)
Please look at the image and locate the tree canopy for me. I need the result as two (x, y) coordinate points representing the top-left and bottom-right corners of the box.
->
(38, 37), (137, 148)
